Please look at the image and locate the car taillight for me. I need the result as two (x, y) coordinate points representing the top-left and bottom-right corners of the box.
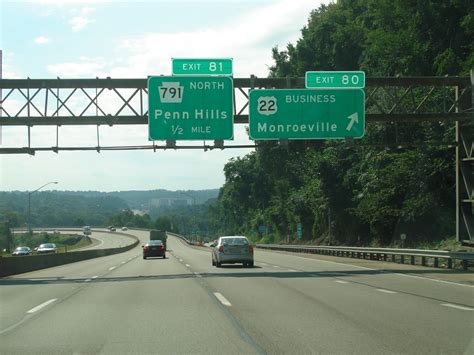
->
(160, 245), (164, 250)
(249, 245), (254, 253)
(143, 246), (148, 251)
(218, 245), (224, 252)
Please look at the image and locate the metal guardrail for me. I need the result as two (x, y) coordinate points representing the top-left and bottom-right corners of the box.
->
(256, 244), (474, 270)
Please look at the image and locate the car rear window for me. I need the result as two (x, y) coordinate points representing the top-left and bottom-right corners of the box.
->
(222, 238), (248, 245)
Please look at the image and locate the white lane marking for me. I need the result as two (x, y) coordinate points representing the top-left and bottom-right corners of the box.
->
(121, 261), (126, 264)
(27, 299), (57, 314)
(214, 292), (232, 307)
(193, 272), (202, 278)
(390, 272), (474, 289)
(185, 264), (191, 267)
(179, 259), (184, 262)
(84, 279), (92, 282)
(376, 289), (397, 294)
(92, 276), (98, 279)
(264, 251), (474, 288)
(273, 265), (280, 268)
(128, 257), (133, 261)
(288, 269), (297, 272)
(259, 263), (268, 266)
(441, 303), (474, 311)
(109, 266), (116, 271)
(335, 280), (349, 284)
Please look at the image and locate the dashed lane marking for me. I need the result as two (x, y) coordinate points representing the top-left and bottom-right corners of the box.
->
(185, 264), (191, 267)
(214, 292), (232, 307)
(376, 289), (397, 294)
(108, 266), (116, 271)
(335, 280), (349, 284)
(441, 303), (474, 311)
(27, 299), (57, 314)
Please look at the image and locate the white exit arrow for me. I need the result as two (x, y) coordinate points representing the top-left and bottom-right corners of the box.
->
(346, 112), (358, 131)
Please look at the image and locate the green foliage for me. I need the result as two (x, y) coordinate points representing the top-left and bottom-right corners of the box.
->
(198, 0), (469, 247)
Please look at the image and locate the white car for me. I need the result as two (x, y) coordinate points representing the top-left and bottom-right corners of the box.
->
(121, 227), (128, 231)
(36, 243), (58, 254)
(211, 236), (254, 267)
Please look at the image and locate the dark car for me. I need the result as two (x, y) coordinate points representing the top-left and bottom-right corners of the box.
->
(12, 246), (32, 256)
(36, 243), (58, 254)
(142, 240), (166, 259)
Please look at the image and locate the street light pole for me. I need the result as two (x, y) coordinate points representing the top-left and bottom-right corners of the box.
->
(27, 181), (58, 234)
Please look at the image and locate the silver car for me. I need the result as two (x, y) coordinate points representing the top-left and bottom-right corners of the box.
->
(36, 243), (58, 254)
(12, 246), (32, 256)
(212, 236), (254, 267)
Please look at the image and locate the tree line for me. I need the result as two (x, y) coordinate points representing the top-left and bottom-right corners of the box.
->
(202, 0), (472, 248)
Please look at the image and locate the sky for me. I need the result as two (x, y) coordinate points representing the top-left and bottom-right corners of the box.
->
(0, 0), (329, 192)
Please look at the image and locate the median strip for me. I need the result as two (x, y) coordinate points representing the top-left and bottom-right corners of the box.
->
(27, 299), (57, 314)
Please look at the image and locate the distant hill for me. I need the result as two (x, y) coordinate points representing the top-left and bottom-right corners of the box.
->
(0, 189), (220, 227)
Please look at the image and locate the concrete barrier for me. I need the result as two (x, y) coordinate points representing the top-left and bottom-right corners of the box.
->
(0, 236), (139, 277)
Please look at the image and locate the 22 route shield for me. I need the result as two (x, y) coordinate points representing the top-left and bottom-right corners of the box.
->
(148, 76), (234, 140)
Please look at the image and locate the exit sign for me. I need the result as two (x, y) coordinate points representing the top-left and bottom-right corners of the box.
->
(172, 58), (233, 76)
(306, 71), (365, 89)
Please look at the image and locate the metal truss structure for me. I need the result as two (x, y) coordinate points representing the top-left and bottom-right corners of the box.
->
(0, 75), (473, 242)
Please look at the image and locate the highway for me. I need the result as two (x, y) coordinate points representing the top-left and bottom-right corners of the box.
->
(1, 230), (473, 354)
(76, 229), (137, 250)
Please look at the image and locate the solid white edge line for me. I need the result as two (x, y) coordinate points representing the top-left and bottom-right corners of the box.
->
(214, 292), (232, 307)
(376, 289), (397, 294)
(268, 251), (474, 288)
(441, 303), (474, 311)
(27, 299), (57, 314)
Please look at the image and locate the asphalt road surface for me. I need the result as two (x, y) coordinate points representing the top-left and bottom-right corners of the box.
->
(76, 229), (137, 250)
(1, 230), (473, 354)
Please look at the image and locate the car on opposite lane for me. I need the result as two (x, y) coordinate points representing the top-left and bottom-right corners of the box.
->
(142, 240), (166, 259)
(12, 246), (32, 256)
(211, 236), (254, 267)
(35, 243), (58, 254)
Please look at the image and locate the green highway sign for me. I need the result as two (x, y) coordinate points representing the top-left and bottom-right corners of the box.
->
(297, 223), (302, 240)
(249, 89), (365, 140)
(172, 58), (233, 76)
(305, 71), (365, 89)
(148, 76), (234, 140)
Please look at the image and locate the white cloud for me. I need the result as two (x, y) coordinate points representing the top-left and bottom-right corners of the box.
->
(69, 15), (94, 32)
(34, 36), (51, 44)
(46, 57), (107, 76)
